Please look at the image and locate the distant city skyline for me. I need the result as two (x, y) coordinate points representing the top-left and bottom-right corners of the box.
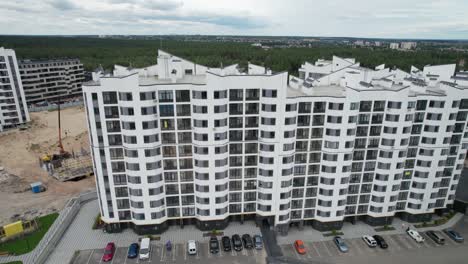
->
(1, 0), (468, 39)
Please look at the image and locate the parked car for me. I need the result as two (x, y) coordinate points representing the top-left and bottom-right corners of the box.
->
(333, 236), (348, 253)
(222, 236), (232, 251)
(102, 242), (116, 262)
(209, 237), (220, 254)
(232, 234), (243, 251)
(294, 240), (306, 255)
(187, 240), (197, 255)
(362, 235), (377, 247)
(407, 229), (425, 243)
(253, 235), (263, 250)
(426, 230), (445, 245)
(139, 238), (151, 260)
(242, 234), (254, 249)
(127, 243), (139, 258)
(372, 235), (388, 249)
(444, 228), (464, 243)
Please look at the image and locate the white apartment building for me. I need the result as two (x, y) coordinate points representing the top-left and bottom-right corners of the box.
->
(19, 59), (84, 105)
(83, 50), (468, 235)
(389, 43), (400, 50)
(401, 42), (418, 50)
(0, 47), (30, 132)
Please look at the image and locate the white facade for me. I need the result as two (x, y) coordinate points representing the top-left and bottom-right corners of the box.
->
(0, 47), (30, 132)
(390, 43), (400, 50)
(83, 50), (468, 232)
(401, 42), (417, 50)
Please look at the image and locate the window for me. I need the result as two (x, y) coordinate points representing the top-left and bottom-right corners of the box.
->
(262, 89), (277, 98)
(140, 91), (156, 101)
(192, 91), (207, 99)
(214, 90), (227, 99)
(176, 90), (190, 102)
(158, 90), (173, 102)
(119, 92), (133, 101)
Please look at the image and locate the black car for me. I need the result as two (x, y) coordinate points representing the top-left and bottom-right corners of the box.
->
(232, 234), (243, 251)
(242, 234), (254, 249)
(373, 235), (388, 249)
(222, 236), (232, 251)
(426, 231), (445, 245)
(209, 236), (220, 253)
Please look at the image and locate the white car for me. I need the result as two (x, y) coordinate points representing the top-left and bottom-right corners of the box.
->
(187, 240), (197, 255)
(362, 235), (377, 247)
(407, 229), (425, 243)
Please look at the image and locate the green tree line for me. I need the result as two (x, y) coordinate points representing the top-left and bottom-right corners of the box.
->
(1, 36), (466, 75)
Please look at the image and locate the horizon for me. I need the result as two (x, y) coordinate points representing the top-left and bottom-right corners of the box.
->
(1, 0), (468, 39)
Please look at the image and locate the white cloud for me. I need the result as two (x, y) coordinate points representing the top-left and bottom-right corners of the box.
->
(0, 0), (467, 38)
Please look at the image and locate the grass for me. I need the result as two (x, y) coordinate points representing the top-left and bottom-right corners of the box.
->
(5, 261), (23, 264)
(0, 213), (59, 255)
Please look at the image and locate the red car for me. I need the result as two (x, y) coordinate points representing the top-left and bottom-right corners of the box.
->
(294, 240), (306, 255)
(102, 242), (116, 262)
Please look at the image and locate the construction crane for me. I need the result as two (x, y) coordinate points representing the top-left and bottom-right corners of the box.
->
(42, 96), (69, 163)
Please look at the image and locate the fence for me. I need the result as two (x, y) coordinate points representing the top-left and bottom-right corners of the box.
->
(28, 100), (84, 113)
(32, 191), (97, 264)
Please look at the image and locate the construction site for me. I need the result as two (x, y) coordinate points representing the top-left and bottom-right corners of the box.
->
(0, 105), (95, 226)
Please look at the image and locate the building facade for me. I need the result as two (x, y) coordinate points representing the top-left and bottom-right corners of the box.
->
(19, 59), (84, 105)
(83, 50), (468, 235)
(0, 47), (30, 132)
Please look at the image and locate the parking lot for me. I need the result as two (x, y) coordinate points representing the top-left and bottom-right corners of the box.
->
(71, 241), (267, 264)
(281, 231), (467, 261)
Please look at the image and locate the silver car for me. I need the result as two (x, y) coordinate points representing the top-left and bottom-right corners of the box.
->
(334, 236), (348, 253)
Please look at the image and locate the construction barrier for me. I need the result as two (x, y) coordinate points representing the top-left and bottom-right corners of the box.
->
(3, 221), (24, 237)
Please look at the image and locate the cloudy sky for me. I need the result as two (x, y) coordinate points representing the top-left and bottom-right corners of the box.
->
(1, 0), (467, 39)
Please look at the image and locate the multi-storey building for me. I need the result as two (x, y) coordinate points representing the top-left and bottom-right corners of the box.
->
(83, 50), (468, 235)
(18, 59), (84, 105)
(0, 47), (29, 132)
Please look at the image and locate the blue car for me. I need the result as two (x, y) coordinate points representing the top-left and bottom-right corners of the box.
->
(444, 229), (464, 243)
(127, 243), (139, 258)
(333, 236), (348, 253)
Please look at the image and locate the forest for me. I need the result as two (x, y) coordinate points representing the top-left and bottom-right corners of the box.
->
(1, 36), (466, 75)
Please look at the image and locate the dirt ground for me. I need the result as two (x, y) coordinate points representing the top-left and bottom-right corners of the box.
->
(0, 106), (95, 226)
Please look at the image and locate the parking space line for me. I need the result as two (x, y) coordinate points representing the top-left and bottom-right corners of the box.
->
(172, 244), (177, 261)
(252, 249), (258, 256)
(406, 234), (423, 249)
(110, 247), (117, 264)
(385, 235), (402, 251)
(160, 244), (166, 262)
(206, 242), (211, 258)
(123, 249), (128, 264)
(86, 249), (94, 264)
(395, 234), (413, 249)
(184, 243), (187, 261)
(291, 244), (304, 260)
(422, 234), (438, 248)
(440, 233), (458, 246)
(195, 242), (200, 259)
(320, 241), (333, 257)
(349, 239), (365, 256)
(324, 241), (337, 256)
(311, 242), (321, 257)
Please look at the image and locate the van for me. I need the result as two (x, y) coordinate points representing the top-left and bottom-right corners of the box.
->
(426, 231), (445, 245)
(139, 238), (151, 260)
(187, 240), (197, 255)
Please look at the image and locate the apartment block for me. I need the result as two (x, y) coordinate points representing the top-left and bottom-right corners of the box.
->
(19, 59), (84, 105)
(83, 50), (468, 235)
(0, 47), (30, 132)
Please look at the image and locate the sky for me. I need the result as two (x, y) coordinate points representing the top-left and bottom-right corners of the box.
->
(1, 0), (468, 39)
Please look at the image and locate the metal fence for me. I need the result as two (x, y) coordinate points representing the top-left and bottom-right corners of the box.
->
(33, 191), (97, 264)
(28, 100), (84, 113)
